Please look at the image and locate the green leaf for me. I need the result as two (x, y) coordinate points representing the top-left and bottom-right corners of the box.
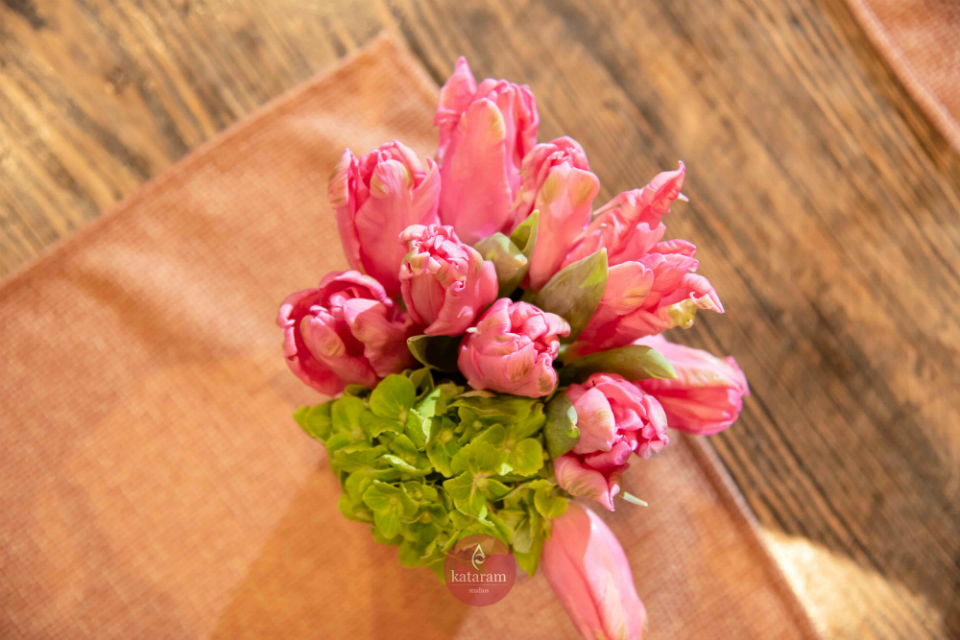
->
(443, 472), (488, 517)
(510, 209), (540, 262)
(559, 344), (677, 384)
(404, 409), (431, 450)
(514, 536), (544, 576)
(509, 438), (545, 477)
(416, 382), (463, 420)
(406, 335), (461, 373)
(343, 384), (370, 398)
(526, 248), (607, 339)
(444, 441), (511, 517)
(293, 402), (333, 441)
(362, 413), (404, 439)
(534, 487), (569, 520)
(331, 443), (386, 473)
(370, 374), (416, 421)
(453, 395), (543, 425)
(543, 393), (580, 458)
(474, 232), (529, 298)
(385, 434), (432, 475)
(475, 426), (544, 476)
(427, 418), (461, 477)
(406, 367), (435, 397)
(451, 440), (506, 476)
(363, 481), (418, 539)
(338, 470), (375, 523)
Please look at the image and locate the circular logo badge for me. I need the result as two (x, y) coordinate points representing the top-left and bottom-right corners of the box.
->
(444, 534), (516, 606)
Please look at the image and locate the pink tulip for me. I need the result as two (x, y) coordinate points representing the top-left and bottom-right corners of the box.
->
(329, 141), (441, 298)
(515, 137), (600, 291)
(567, 374), (670, 461)
(457, 299), (569, 397)
(555, 374), (669, 511)
(399, 224), (498, 336)
(277, 271), (419, 396)
(564, 163), (686, 269)
(542, 501), (646, 640)
(635, 335), (749, 435)
(573, 241), (724, 355)
(434, 57), (539, 245)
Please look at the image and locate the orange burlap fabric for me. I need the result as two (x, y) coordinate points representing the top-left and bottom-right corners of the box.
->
(0, 35), (821, 640)
(846, 0), (960, 152)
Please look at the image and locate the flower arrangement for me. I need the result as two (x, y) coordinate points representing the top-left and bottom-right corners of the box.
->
(278, 57), (749, 639)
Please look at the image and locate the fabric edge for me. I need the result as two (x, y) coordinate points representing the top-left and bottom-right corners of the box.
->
(684, 434), (825, 639)
(0, 32), (409, 296)
(843, 0), (960, 153)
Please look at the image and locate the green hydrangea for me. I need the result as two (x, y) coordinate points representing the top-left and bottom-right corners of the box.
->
(293, 369), (569, 580)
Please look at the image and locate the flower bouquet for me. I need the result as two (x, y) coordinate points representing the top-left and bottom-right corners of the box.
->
(278, 57), (749, 639)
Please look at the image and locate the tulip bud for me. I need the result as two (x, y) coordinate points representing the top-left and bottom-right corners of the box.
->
(542, 501), (646, 640)
(277, 271), (418, 395)
(635, 335), (749, 435)
(329, 141), (441, 298)
(515, 137), (600, 291)
(399, 224), (498, 336)
(457, 299), (570, 397)
(435, 57), (539, 245)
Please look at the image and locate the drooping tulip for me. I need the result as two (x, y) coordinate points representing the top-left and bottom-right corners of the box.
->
(399, 224), (498, 336)
(329, 141), (441, 297)
(635, 334), (749, 435)
(563, 162), (686, 269)
(542, 501), (646, 640)
(277, 271), (419, 396)
(572, 241), (723, 355)
(434, 57), (539, 245)
(553, 454), (626, 512)
(514, 137), (600, 291)
(457, 298), (569, 397)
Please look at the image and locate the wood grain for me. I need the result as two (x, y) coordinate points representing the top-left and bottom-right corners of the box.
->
(1, 1), (958, 638)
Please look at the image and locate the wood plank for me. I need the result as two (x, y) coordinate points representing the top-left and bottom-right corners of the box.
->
(1, 0), (958, 638)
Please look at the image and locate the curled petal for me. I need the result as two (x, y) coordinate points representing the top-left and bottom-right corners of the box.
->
(554, 454), (624, 511)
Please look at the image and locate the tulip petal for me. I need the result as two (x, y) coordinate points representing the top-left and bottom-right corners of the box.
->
(554, 454), (623, 511)
(329, 149), (363, 272)
(439, 98), (514, 244)
(567, 387), (619, 455)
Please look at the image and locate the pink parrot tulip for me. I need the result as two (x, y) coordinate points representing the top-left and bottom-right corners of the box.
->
(514, 137), (600, 291)
(635, 335), (749, 435)
(434, 57), (539, 245)
(399, 224), (499, 336)
(573, 240), (723, 355)
(542, 501), (646, 640)
(563, 162), (686, 269)
(277, 271), (419, 396)
(457, 298), (569, 397)
(554, 374), (668, 511)
(329, 141), (441, 298)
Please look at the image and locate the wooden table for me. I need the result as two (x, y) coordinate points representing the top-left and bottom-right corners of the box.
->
(2, 1), (958, 638)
